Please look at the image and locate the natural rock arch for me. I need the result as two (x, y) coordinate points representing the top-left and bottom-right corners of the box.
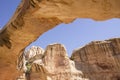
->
(0, 0), (120, 79)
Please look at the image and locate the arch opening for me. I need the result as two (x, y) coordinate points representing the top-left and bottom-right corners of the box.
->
(0, 0), (120, 79)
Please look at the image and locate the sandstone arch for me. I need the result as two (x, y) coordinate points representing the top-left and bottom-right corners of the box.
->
(0, 0), (120, 79)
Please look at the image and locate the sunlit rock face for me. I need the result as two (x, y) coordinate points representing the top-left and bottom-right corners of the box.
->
(25, 46), (44, 60)
(71, 38), (120, 80)
(0, 0), (120, 79)
(16, 46), (44, 80)
(42, 43), (84, 80)
(18, 38), (120, 80)
(29, 43), (86, 80)
(25, 46), (44, 71)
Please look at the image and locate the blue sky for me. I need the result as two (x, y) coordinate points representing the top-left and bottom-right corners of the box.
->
(0, 0), (120, 56)
(0, 0), (21, 28)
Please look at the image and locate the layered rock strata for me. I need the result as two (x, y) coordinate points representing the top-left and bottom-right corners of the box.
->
(71, 38), (120, 80)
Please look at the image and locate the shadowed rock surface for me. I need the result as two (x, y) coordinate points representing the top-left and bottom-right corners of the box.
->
(0, 0), (120, 79)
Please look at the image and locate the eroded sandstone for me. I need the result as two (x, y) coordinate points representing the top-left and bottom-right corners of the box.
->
(42, 43), (84, 80)
(18, 38), (120, 80)
(71, 38), (120, 80)
(20, 44), (85, 80)
(0, 0), (120, 79)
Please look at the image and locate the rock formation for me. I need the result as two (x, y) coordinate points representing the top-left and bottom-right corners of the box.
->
(25, 46), (44, 60)
(17, 46), (44, 80)
(0, 0), (120, 79)
(16, 38), (120, 80)
(18, 38), (120, 80)
(42, 43), (85, 80)
(71, 38), (120, 80)
(21, 44), (86, 80)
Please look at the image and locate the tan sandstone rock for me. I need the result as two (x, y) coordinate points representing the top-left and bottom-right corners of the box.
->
(18, 38), (120, 80)
(71, 38), (120, 80)
(42, 43), (84, 80)
(0, 0), (120, 79)
(17, 46), (44, 80)
(25, 43), (85, 80)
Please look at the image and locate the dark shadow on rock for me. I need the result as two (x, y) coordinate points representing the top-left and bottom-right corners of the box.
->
(0, 28), (12, 49)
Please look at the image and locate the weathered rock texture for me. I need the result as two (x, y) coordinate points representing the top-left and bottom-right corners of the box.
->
(42, 44), (84, 80)
(0, 0), (120, 79)
(17, 46), (44, 80)
(17, 46), (44, 72)
(71, 38), (120, 80)
(25, 46), (44, 60)
(20, 39), (120, 80)
(23, 44), (85, 80)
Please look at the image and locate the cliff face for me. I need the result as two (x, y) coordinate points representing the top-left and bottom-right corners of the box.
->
(18, 38), (120, 80)
(22, 44), (86, 80)
(71, 38), (120, 80)
(1, 0), (120, 79)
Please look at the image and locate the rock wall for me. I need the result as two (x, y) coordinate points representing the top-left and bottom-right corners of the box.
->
(0, 0), (120, 79)
(71, 38), (120, 80)
(42, 43), (85, 80)
(18, 38), (120, 80)
(30, 63), (48, 80)
(24, 44), (86, 80)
